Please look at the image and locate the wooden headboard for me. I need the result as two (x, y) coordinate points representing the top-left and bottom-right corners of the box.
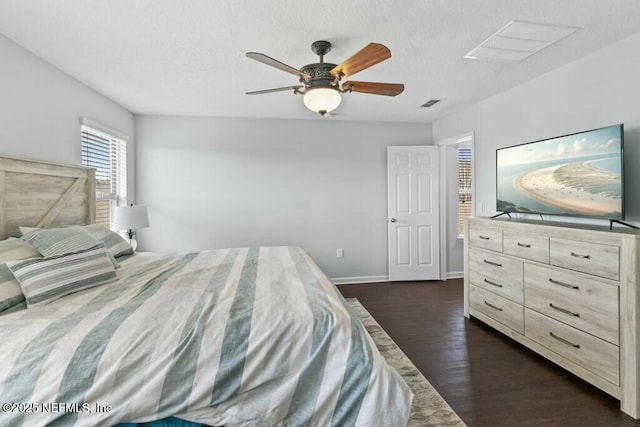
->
(0, 155), (96, 239)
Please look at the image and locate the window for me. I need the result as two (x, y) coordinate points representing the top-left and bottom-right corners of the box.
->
(81, 123), (127, 228)
(457, 147), (473, 238)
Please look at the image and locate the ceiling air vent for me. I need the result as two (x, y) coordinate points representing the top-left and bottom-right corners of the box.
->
(421, 99), (443, 108)
(464, 21), (579, 62)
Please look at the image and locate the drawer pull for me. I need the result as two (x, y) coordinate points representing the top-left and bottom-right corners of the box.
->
(570, 252), (591, 260)
(483, 259), (503, 267)
(549, 303), (580, 317)
(549, 332), (580, 349)
(548, 278), (579, 290)
(517, 242), (531, 248)
(479, 235), (491, 240)
(484, 278), (503, 288)
(484, 301), (503, 311)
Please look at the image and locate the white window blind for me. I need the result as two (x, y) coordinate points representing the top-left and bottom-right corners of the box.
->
(81, 125), (127, 228)
(458, 147), (473, 238)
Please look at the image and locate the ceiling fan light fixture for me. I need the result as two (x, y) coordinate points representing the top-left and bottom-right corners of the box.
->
(303, 87), (341, 115)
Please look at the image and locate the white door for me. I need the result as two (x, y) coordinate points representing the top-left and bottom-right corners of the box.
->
(387, 146), (440, 281)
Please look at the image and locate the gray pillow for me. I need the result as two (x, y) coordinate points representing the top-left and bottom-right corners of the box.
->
(75, 224), (134, 258)
(0, 238), (41, 313)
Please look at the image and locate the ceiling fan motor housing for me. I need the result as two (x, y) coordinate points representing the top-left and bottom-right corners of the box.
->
(300, 63), (339, 89)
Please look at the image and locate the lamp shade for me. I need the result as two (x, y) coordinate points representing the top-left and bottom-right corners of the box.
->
(113, 205), (150, 230)
(303, 87), (341, 114)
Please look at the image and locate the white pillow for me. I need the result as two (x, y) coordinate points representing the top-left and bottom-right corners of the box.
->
(19, 226), (39, 235)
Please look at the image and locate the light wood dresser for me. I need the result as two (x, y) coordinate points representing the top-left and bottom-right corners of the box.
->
(464, 217), (640, 419)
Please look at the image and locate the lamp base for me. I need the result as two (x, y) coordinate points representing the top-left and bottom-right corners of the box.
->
(125, 228), (138, 251)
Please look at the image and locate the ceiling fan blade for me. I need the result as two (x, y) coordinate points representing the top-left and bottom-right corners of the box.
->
(342, 81), (404, 96)
(330, 43), (392, 79)
(245, 85), (303, 95)
(246, 52), (311, 79)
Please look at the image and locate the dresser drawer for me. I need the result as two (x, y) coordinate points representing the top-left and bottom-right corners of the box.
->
(470, 285), (524, 334)
(524, 264), (619, 345)
(468, 225), (503, 252)
(550, 238), (619, 280)
(504, 232), (549, 264)
(469, 249), (523, 304)
(525, 309), (619, 385)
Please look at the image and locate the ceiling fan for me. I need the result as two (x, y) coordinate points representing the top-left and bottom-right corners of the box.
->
(246, 40), (404, 116)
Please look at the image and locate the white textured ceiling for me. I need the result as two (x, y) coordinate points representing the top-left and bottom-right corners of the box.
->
(1, 0), (640, 123)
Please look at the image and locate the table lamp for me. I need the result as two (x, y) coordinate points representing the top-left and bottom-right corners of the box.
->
(113, 204), (149, 251)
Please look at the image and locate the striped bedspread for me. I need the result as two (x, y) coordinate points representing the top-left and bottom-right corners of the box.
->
(0, 246), (412, 426)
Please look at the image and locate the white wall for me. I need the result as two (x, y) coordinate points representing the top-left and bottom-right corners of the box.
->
(135, 115), (431, 280)
(0, 33), (135, 197)
(434, 31), (640, 228)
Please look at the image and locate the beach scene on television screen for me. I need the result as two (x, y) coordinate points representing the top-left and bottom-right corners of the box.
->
(497, 126), (622, 218)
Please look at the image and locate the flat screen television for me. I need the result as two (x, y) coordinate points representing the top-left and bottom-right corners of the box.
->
(496, 124), (624, 220)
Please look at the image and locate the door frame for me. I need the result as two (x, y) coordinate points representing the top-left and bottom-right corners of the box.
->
(435, 131), (475, 280)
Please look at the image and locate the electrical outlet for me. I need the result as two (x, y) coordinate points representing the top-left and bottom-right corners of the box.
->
(337, 248), (344, 258)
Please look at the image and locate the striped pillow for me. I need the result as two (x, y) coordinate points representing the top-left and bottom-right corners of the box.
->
(0, 238), (41, 313)
(22, 227), (102, 258)
(75, 225), (134, 258)
(6, 244), (118, 307)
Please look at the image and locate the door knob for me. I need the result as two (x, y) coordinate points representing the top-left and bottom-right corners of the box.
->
(389, 218), (398, 222)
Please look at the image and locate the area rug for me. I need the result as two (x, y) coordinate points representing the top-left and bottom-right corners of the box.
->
(346, 298), (466, 427)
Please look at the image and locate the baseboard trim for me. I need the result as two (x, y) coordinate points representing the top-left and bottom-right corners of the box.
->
(331, 275), (389, 285)
(332, 272), (463, 284)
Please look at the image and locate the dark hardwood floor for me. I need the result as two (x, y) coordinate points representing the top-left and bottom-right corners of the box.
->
(338, 279), (640, 427)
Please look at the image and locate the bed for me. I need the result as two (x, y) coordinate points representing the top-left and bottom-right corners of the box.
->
(0, 155), (412, 426)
